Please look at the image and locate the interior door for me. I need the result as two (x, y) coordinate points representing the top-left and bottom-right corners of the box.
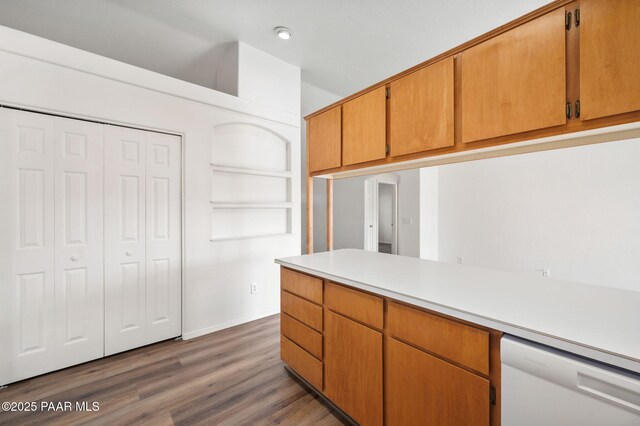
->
(0, 109), (56, 385)
(104, 125), (147, 355)
(324, 310), (383, 426)
(386, 338), (489, 426)
(145, 132), (181, 344)
(390, 57), (454, 156)
(53, 117), (105, 369)
(580, 0), (640, 120)
(342, 86), (387, 166)
(460, 9), (566, 143)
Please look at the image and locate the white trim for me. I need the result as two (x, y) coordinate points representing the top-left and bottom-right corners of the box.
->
(364, 173), (400, 254)
(182, 310), (280, 340)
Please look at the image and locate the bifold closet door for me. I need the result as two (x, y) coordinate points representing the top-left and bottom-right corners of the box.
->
(104, 126), (181, 355)
(104, 126), (147, 355)
(0, 109), (55, 385)
(53, 117), (104, 370)
(145, 132), (181, 345)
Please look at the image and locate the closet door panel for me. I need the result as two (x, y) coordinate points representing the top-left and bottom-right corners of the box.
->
(146, 132), (182, 344)
(104, 126), (147, 356)
(0, 109), (55, 385)
(53, 117), (104, 369)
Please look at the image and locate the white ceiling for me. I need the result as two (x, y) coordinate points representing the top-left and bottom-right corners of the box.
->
(0, 0), (549, 97)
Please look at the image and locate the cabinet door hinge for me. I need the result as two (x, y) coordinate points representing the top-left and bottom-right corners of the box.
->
(385, 144), (390, 155)
(490, 385), (497, 406)
(575, 8), (580, 27)
(565, 11), (572, 30)
(566, 102), (572, 119)
(575, 99), (580, 118)
(385, 87), (390, 99)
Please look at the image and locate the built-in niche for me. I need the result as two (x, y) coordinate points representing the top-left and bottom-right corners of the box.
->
(210, 123), (292, 240)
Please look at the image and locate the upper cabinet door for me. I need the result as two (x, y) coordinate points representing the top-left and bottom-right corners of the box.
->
(580, 0), (640, 120)
(390, 57), (454, 156)
(460, 9), (566, 143)
(308, 106), (341, 172)
(342, 86), (387, 166)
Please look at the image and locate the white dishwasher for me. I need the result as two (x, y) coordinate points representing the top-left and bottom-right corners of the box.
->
(501, 335), (640, 426)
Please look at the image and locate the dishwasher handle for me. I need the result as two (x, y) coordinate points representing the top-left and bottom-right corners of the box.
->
(577, 370), (640, 415)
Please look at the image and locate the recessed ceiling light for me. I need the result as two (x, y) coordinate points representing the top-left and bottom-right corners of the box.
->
(274, 26), (292, 40)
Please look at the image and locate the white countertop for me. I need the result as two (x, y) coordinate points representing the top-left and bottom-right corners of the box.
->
(276, 249), (640, 374)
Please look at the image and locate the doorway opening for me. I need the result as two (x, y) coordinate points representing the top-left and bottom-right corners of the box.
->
(364, 173), (399, 254)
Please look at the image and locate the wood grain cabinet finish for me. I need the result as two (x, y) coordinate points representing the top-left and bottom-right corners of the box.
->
(387, 301), (489, 375)
(342, 86), (387, 166)
(308, 106), (342, 172)
(281, 335), (323, 390)
(324, 310), (383, 426)
(325, 282), (383, 329)
(281, 268), (323, 304)
(281, 313), (323, 360)
(281, 291), (323, 332)
(386, 338), (490, 426)
(580, 0), (640, 120)
(390, 57), (454, 156)
(460, 8), (567, 143)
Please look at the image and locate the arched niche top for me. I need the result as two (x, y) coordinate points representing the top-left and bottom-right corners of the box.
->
(211, 122), (291, 172)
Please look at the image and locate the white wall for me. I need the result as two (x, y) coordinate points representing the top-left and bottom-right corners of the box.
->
(332, 169), (421, 257)
(378, 184), (393, 244)
(0, 25), (301, 339)
(432, 139), (640, 292)
(215, 41), (301, 115)
(420, 167), (438, 260)
(300, 81), (342, 253)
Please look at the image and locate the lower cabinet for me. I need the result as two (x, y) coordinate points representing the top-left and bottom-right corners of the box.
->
(324, 310), (383, 426)
(279, 269), (498, 425)
(386, 338), (490, 426)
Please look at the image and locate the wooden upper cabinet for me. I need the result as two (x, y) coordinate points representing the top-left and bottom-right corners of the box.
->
(580, 0), (640, 120)
(390, 57), (454, 156)
(460, 8), (566, 143)
(324, 310), (383, 426)
(386, 338), (489, 426)
(342, 86), (387, 166)
(308, 106), (341, 172)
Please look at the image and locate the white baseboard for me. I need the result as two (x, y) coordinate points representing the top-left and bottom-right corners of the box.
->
(181, 309), (280, 340)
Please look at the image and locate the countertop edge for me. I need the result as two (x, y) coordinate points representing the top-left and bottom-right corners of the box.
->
(276, 258), (640, 375)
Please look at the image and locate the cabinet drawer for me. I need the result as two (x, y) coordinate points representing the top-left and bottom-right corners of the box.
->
(387, 302), (489, 375)
(281, 335), (323, 390)
(281, 267), (323, 305)
(281, 291), (323, 332)
(325, 282), (383, 329)
(281, 313), (323, 360)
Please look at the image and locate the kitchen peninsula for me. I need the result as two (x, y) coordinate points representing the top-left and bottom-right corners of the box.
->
(276, 249), (640, 425)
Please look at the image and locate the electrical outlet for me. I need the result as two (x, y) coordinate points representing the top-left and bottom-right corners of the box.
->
(542, 269), (551, 277)
(251, 283), (259, 294)
(457, 256), (464, 264)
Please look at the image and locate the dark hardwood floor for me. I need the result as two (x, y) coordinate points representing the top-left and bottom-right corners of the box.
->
(0, 314), (347, 425)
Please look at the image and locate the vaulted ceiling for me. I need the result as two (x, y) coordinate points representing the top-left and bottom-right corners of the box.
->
(0, 0), (549, 97)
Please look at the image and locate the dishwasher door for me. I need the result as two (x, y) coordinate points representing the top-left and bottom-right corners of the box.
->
(501, 335), (640, 426)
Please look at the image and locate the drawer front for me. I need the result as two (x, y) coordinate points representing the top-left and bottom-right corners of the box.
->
(387, 302), (489, 375)
(281, 335), (323, 390)
(281, 291), (323, 332)
(325, 282), (383, 329)
(281, 313), (323, 360)
(281, 267), (323, 304)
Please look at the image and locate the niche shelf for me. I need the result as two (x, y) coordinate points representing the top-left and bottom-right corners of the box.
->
(210, 122), (292, 241)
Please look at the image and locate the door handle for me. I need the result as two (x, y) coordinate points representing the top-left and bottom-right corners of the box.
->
(126, 251), (134, 257)
(70, 256), (78, 262)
